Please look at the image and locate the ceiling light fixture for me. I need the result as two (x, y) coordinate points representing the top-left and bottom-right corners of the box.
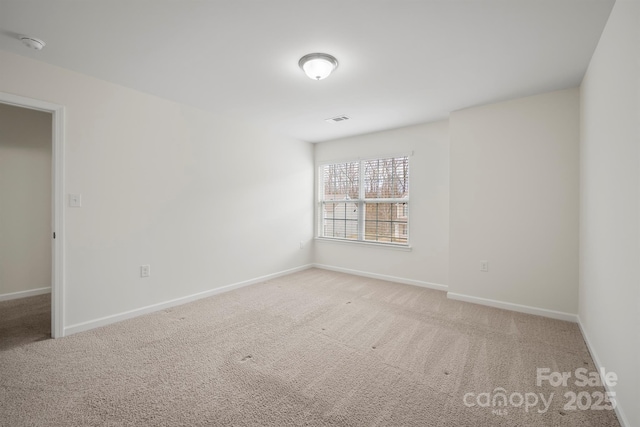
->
(20, 36), (46, 51)
(299, 53), (338, 81)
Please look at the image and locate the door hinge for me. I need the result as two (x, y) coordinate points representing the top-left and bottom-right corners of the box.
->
(53, 232), (56, 239)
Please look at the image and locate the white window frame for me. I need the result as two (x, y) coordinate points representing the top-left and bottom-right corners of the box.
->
(316, 154), (411, 247)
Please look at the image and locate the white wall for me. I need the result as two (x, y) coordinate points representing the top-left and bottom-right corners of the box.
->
(314, 121), (449, 288)
(0, 50), (314, 331)
(0, 103), (52, 297)
(449, 89), (580, 316)
(579, 1), (640, 425)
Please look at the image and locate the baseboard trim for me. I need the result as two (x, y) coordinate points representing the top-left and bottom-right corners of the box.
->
(577, 316), (630, 427)
(446, 292), (578, 322)
(312, 263), (448, 291)
(64, 264), (313, 336)
(0, 287), (51, 302)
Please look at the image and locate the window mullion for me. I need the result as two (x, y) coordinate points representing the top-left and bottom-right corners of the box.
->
(358, 160), (365, 241)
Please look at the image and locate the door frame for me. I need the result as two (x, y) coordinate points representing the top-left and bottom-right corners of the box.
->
(0, 92), (65, 338)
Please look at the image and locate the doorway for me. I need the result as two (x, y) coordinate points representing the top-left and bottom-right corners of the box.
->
(0, 92), (65, 338)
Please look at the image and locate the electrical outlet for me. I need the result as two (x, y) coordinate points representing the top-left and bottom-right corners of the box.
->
(480, 261), (489, 272)
(140, 265), (151, 278)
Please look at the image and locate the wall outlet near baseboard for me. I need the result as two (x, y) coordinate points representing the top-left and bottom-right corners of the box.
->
(140, 265), (151, 278)
(480, 261), (489, 272)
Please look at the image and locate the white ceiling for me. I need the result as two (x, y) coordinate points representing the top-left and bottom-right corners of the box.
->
(0, 0), (614, 143)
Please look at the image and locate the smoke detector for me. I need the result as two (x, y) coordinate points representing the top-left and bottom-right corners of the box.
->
(20, 36), (46, 51)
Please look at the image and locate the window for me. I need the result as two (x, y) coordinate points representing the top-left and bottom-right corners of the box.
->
(318, 155), (409, 245)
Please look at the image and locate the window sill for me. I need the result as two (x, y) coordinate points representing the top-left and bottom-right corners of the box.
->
(314, 237), (413, 252)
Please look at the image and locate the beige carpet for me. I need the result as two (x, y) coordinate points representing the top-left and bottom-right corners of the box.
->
(0, 268), (620, 426)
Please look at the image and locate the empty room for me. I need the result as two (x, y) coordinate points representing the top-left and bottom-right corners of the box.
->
(0, 1), (637, 426)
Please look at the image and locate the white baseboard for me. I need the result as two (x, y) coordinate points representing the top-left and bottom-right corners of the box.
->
(64, 264), (313, 336)
(312, 263), (448, 291)
(577, 316), (630, 427)
(0, 287), (51, 302)
(446, 292), (578, 322)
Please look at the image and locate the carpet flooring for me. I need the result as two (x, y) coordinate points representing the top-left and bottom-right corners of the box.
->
(0, 268), (621, 426)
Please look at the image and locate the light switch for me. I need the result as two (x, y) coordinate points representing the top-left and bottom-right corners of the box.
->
(69, 194), (82, 207)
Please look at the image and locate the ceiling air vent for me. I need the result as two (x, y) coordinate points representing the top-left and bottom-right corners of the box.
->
(325, 115), (350, 123)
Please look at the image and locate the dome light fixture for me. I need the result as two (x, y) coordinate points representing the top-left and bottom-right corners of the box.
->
(298, 53), (338, 81)
(20, 36), (46, 51)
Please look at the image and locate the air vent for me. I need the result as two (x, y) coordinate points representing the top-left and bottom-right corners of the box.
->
(325, 115), (351, 123)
